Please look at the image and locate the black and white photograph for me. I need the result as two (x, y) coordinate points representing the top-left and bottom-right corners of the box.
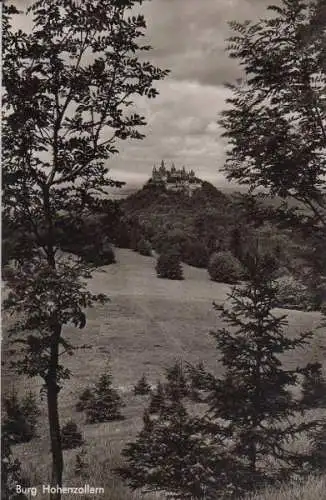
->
(2, 0), (326, 498)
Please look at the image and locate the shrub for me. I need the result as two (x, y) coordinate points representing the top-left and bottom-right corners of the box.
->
(301, 363), (326, 409)
(74, 448), (89, 479)
(165, 361), (189, 400)
(134, 374), (151, 396)
(76, 388), (93, 413)
(311, 420), (326, 471)
(148, 381), (166, 414)
(2, 390), (40, 444)
(153, 228), (188, 256)
(156, 251), (183, 280)
(61, 420), (84, 450)
(136, 238), (152, 256)
(187, 361), (212, 402)
(1, 432), (29, 500)
(207, 251), (243, 284)
(118, 379), (231, 499)
(182, 240), (209, 268)
(85, 369), (125, 424)
(275, 276), (312, 310)
(80, 238), (116, 266)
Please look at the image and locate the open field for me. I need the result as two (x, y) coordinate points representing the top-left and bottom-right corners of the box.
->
(2, 248), (326, 499)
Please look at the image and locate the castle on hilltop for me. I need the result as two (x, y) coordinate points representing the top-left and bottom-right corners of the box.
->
(150, 161), (202, 196)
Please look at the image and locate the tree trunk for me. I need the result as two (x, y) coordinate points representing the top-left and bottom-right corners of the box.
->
(46, 324), (63, 500)
(43, 184), (63, 499)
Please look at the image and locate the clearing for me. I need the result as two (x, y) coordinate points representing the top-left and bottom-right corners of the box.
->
(2, 248), (325, 498)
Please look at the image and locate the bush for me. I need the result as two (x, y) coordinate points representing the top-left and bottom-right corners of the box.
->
(153, 228), (188, 256)
(61, 420), (84, 450)
(1, 432), (29, 500)
(187, 361), (211, 402)
(74, 448), (89, 479)
(156, 251), (184, 280)
(80, 238), (116, 266)
(311, 420), (326, 471)
(165, 361), (189, 400)
(76, 388), (93, 413)
(2, 390), (40, 444)
(136, 238), (152, 256)
(134, 375), (151, 396)
(301, 363), (326, 409)
(275, 276), (313, 310)
(148, 381), (166, 414)
(182, 240), (209, 268)
(207, 251), (243, 284)
(84, 369), (125, 424)
(118, 380), (230, 499)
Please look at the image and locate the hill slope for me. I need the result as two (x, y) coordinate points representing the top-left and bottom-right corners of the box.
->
(3, 248), (326, 499)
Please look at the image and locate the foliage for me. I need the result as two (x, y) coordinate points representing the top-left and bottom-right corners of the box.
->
(3, 0), (168, 490)
(187, 361), (212, 402)
(310, 420), (326, 472)
(61, 420), (84, 450)
(118, 379), (233, 499)
(136, 238), (152, 257)
(207, 250), (243, 284)
(2, 389), (40, 444)
(76, 388), (93, 413)
(154, 228), (189, 256)
(80, 239), (116, 267)
(205, 252), (320, 492)
(148, 381), (166, 415)
(84, 368), (125, 424)
(220, 0), (326, 203)
(1, 432), (29, 500)
(74, 448), (89, 479)
(4, 260), (107, 381)
(156, 251), (184, 280)
(122, 181), (236, 260)
(301, 363), (326, 409)
(55, 214), (116, 266)
(219, 0), (326, 305)
(182, 239), (209, 268)
(164, 360), (189, 400)
(134, 374), (151, 396)
(275, 276), (314, 311)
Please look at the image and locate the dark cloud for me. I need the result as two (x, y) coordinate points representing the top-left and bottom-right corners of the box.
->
(142, 0), (275, 86)
(9, 0), (278, 184)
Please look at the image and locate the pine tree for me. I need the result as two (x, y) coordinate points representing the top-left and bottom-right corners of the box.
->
(118, 384), (233, 499)
(206, 251), (320, 492)
(61, 420), (84, 450)
(165, 360), (189, 400)
(2, 389), (40, 444)
(75, 388), (93, 413)
(148, 381), (166, 414)
(134, 374), (151, 396)
(187, 361), (212, 402)
(85, 368), (124, 424)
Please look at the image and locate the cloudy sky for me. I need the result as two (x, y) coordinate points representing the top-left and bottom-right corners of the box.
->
(13, 0), (273, 187)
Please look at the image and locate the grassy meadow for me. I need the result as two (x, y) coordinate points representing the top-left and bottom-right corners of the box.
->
(3, 248), (326, 499)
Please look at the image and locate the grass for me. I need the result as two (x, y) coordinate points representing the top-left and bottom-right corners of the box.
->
(248, 475), (326, 500)
(2, 248), (326, 499)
